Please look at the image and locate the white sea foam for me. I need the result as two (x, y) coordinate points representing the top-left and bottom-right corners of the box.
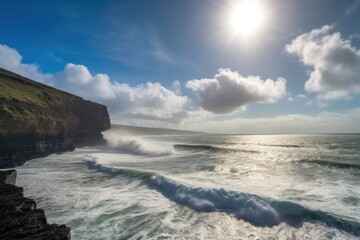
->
(87, 158), (281, 226)
(15, 134), (360, 239)
(102, 130), (174, 157)
(86, 158), (360, 236)
(148, 174), (282, 227)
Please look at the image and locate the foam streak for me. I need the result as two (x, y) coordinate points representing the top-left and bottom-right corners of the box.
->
(86, 159), (360, 236)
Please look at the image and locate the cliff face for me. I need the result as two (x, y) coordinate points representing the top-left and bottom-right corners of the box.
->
(0, 170), (71, 239)
(0, 68), (111, 168)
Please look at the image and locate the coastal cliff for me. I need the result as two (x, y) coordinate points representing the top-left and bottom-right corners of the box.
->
(0, 170), (71, 240)
(0, 68), (111, 168)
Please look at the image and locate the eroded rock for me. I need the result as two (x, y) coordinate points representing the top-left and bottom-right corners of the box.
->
(0, 170), (71, 239)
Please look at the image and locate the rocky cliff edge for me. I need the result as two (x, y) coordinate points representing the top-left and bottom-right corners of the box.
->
(0, 68), (111, 168)
(0, 170), (71, 240)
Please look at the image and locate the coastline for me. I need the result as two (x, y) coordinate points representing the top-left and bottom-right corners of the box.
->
(0, 169), (71, 239)
(0, 68), (113, 239)
(0, 67), (111, 169)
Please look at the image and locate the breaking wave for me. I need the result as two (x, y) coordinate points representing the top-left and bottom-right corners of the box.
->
(102, 130), (174, 157)
(86, 158), (360, 236)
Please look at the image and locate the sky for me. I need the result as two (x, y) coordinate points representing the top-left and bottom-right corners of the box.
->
(1, 0), (360, 133)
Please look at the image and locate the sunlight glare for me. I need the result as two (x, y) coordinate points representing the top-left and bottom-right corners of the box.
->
(228, 0), (265, 36)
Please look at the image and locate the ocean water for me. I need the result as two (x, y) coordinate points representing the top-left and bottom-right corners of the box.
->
(16, 131), (360, 239)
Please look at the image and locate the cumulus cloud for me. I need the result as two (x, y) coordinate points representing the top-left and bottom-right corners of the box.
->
(285, 25), (360, 100)
(56, 65), (195, 124)
(186, 68), (286, 114)
(107, 82), (194, 124)
(56, 63), (116, 100)
(0, 44), (194, 125)
(0, 44), (53, 83)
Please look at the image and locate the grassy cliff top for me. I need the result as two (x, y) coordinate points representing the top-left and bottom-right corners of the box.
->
(0, 68), (82, 108)
(0, 68), (110, 135)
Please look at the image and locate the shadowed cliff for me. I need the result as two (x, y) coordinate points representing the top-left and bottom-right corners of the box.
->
(0, 68), (111, 168)
(0, 170), (71, 239)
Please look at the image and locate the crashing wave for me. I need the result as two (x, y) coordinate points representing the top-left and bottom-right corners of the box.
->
(102, 130), (174, 157)
(86, 158), (360, 236)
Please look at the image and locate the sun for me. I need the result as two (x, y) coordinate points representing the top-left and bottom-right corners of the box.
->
(227, 0), (265, 36)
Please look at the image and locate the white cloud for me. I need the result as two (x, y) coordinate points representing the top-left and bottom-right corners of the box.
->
(10, 42), (357, 133)
(0, 44), (194, 125)
(186, 68), (286, 114)
(0, 44), (53, 83)
(55, 65), (195, 124)
(108, 82), (194, 124)
(1, 44), (287, 125)
(187, 108), (360, 134)
(286, 25), (360, 100)
(56, 63), (116, 100)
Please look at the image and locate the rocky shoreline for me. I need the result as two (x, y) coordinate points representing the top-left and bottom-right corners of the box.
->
(0, 68), (112, 239)
(0, 170), (71, 239)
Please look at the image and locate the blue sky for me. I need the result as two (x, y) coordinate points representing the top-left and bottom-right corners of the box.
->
(1, 0), (360, 133)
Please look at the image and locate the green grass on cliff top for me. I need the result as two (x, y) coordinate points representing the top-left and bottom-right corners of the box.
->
(0, 68), (76, 108)
(0, 79), (47, 107)
(0, 68), (82, 122)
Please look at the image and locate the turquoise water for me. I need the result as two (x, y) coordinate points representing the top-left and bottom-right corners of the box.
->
(17, 132), (360, 239)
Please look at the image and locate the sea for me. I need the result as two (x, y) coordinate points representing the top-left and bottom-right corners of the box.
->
(16, 129), (360, 239)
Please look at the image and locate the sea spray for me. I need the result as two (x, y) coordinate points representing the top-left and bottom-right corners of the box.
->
(86, 158), (360, 236)
(102, 130), (174, 157)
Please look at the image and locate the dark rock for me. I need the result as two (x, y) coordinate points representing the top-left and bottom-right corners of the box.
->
(0, 170), (71, 239)
(0, 68), (111, 168)
(21, 225), (71, 240)
(0, 183), (23, 196)
(0, 170), (17, 184)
